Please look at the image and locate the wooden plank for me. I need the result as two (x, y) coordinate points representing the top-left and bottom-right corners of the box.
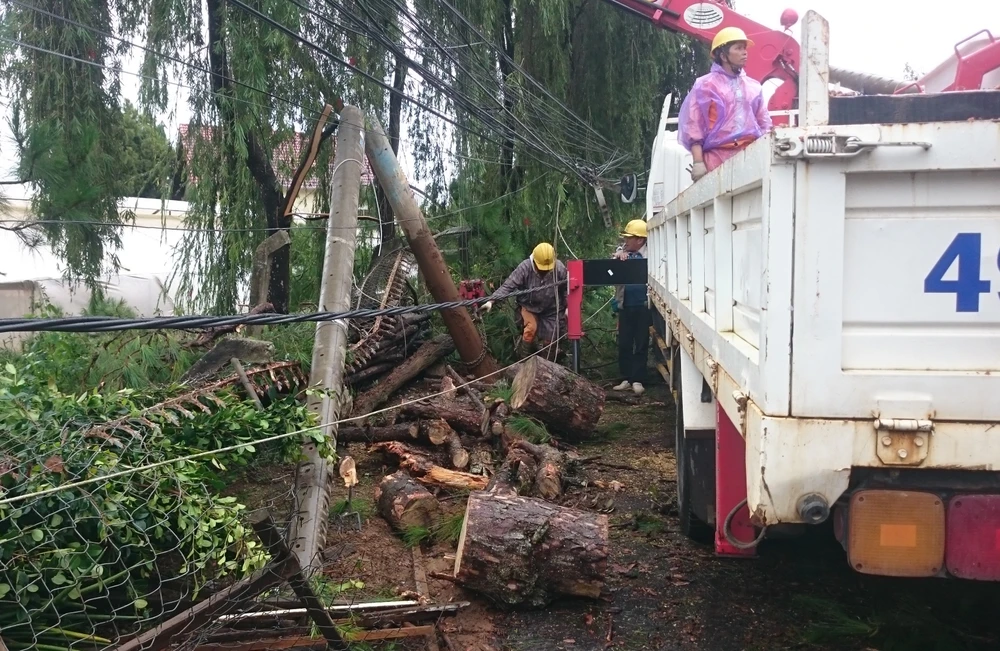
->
(410, 546), (440, 651)
(345, 625), (436, 641)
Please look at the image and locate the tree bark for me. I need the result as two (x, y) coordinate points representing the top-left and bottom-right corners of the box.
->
(375, 471), (440, 532)
(351, 334), (455, 418)
(510, 356), (606, 439)
(372, 441), (488, 491)
(206, 0), (289, 312)
(453, 491), (609, 607)
(513, 439), (565, 501)
(418, 419), (468, 469)
(338, 423), (419, 444)
(399, 403), (483, 435)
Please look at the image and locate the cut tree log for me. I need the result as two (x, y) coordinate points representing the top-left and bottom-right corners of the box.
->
(420, 419), (469, 469)
(338, 423), (419, 444)
(453, 490), (609, 607)
(484, 447), (537, 495)
(372, 441), (488, 491)
(445, 432), (470, 470)
(375, 471), (441, 532)
(510, 356), (606, 439)
(351, 334), (456, 418)
(485, 439), (575, 500)
(420, 419), (454, 446)
(399, 403), (483, 435)
(513, 440), (565, 501)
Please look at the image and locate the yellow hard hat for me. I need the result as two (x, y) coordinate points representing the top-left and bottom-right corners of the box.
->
(711, 26), (753, 53)
(620, 219), (647, 239)
(532, 242), (556, 271)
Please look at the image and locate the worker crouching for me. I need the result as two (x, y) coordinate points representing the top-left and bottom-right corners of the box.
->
(678, 26), (772, 181)
(484, 242), (568, 361)
(612, 220), (651, 396)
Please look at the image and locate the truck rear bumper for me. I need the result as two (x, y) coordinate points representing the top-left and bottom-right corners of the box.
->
(743, 399), (1000, 527)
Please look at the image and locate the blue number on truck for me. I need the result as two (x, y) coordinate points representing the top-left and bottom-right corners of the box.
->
(924, 233), (992, 312)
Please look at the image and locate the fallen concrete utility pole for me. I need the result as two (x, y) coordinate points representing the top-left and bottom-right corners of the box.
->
(287, 105), (364, 575)
(365, 117), (498, 378)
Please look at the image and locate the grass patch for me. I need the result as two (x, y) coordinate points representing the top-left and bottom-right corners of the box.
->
(401, 525), (432, 548)
(507, 414), (551, 444)
(792, 595), (877, 644)
(632, 512), (667, 535)
(431, 511), (466, 545)
(330, 497), (375, 522)
(485, 380), (514, 403)
(596, 421), (628, 439)
(792, 593), (978, 651)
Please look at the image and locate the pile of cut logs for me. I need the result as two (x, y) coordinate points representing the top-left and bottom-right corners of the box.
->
(341, 335), (613, 608)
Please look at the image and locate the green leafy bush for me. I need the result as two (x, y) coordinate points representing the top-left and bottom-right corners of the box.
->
(0, 357), (328, 649)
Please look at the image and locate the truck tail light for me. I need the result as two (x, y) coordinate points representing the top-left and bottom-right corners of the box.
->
(945, 495), (1000, 581)
(847, 490), (945, 577)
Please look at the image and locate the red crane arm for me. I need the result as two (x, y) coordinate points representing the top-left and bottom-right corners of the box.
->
(602, 0), (801, 112)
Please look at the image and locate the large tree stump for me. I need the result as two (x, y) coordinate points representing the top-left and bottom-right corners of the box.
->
(375, 471), (441, 532)
(351, 334), (455, 418)
(453, 491), (609, 607)
(510, 356), (605, 439)
(372, 441), (488, 491)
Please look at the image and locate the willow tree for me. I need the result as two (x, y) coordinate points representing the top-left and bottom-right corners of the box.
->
(1, 0), (396, 312)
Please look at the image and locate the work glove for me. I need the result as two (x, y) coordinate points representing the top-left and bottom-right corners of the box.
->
(690, 161), (707, 181)
(482, 300), (494, 312)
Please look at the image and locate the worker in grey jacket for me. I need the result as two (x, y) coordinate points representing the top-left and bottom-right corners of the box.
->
(612, 220), (650, 395)
(484, 242), (568, 359)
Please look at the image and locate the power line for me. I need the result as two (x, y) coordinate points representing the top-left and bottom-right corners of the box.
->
(319, 0), (583, 176)
(0, 281), (565, 333)
(225, 0), (515, 161)
(6, 0), (330, 121)
(0, 36), (320, 122)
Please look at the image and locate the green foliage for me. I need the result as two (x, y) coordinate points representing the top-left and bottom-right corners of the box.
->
(0, 356), (328, 647)
(485, 379), (514, 403)
(119, 101), (181, 200)
(400, 525), (432, 548)
(6, 300), (201, 393)
(431, 510), (466, 545)
(507, 414), (551, 445)
(330, 497), (375, 523)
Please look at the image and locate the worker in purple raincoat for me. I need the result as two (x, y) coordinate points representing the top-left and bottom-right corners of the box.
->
(678, 26), (773, 181)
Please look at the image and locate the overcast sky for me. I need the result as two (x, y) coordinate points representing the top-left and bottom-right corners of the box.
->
(3, 0), (1000, 184)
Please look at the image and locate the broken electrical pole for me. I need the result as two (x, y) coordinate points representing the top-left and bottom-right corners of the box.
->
(365, 118), (498, 378)
(287, 105), (364, 574)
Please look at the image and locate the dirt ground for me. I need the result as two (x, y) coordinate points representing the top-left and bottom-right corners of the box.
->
(235, 378), (1000, 651)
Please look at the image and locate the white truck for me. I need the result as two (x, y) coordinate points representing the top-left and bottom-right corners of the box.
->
(644, 10), (1000, 580)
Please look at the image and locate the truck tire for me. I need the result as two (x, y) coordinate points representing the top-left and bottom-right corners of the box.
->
(672, 347), (714, 544)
